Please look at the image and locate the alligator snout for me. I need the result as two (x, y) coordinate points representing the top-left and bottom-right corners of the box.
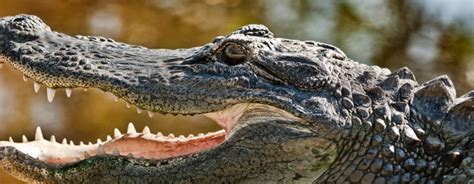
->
(0, 14), (51, 44)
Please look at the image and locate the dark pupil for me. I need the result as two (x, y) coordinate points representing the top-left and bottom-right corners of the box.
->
(226, 45), (244, 56)
(223, 45), (246, 65)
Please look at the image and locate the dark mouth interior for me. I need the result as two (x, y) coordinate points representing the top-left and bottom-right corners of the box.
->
(0, 63), (233, 163)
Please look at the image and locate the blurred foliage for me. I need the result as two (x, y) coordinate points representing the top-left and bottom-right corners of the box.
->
(0, 0), (472, 183)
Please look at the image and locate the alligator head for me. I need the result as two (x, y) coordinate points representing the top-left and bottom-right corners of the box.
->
(0, 15), (472, 183)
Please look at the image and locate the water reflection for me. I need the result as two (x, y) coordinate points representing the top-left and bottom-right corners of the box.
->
(0, 0), (472, 183)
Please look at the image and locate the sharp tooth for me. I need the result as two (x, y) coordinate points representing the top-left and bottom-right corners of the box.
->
(80, 141), (85, 146)
(62, 138), (67, 145)
(127, 122), (137, 134)
(136, 108), (142, 114)
(22, 75), (27, 82)
(106, 135), (112, 141)
(178, 135), (185, 139)
(142, 126), (151, 134)
(188, 134), (194, 138)
(22, 135), (28, 142)
(147, 111), (154, 118)
(65, 88), (72, 98)
(46, 88), (56, 103)
(114, 128), (122, 138)
(112, 148), (120, 156)
(50, 135), (56, 143)
(97, 139), (102, 144)
(35, 127), (44, 141)
(168, 133), (175, 138)
(197, 133), (204, 137)
(69, 140), (75, 145)
(8, 137), (13, 143)
(88, 142), (93, 145)
(33, 82), (41, 93)
(126, 103), (131, 108)
(97, 145), (106, 156)
(157, 132), (163, 137)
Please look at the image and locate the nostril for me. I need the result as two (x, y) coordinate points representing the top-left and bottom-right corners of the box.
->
(13, 18), (25, 22)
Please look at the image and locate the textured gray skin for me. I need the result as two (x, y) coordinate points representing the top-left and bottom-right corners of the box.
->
(0, 14), (472, 183)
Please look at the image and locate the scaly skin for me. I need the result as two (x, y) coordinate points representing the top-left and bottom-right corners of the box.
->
(0, 14), (472, 183)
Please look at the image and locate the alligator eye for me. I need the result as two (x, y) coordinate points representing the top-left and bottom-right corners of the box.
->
(223, 44), (246, 65)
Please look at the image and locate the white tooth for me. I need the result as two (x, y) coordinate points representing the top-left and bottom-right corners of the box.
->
(35, 127), (44, 141)
(126, 103), (131, 108)
(88, 142), (93, 146)
(62, 138), (67, 145)
(97, 145), (105, 156)
(114, 96), (119, 102)
(22, 135), (28, 142)
(65, 88), (72, 98)
(80, 141), (85, 146)
(157, 132), (163, 137)
(127, 122), (137, 134)
(147, 111), (154, 118)
(22, 75), (27, 82)
(136, 108), (142, 114)
(188, 134), (194, 138)
(106, 135), (112, 141)
(97, 139), (102, 144)
(69, 140), (74, 145)
(142, 126), (151, 134)
(179, 135), (185, 139)
(8, 137), (13, 143)
(46, 88), (56, 103)
(83, 88), (88, 92)
(168, 133), (175, 138)
(114, 128), (122, 138)
(197, 133), (204, 137)
(112, 148), (120, 156)
(50, 135), (56, 143)
(33, 82), (41, 93)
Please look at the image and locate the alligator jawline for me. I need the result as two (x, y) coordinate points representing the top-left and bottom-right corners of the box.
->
(0, 65), (258, 164)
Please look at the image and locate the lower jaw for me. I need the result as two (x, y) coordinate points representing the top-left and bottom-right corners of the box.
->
(1, 123), (228, 164)
(0, 102), (301, 164)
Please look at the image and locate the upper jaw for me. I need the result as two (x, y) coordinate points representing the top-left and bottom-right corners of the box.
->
(0, 15), (264, 116)
(0, 14), (344, 135)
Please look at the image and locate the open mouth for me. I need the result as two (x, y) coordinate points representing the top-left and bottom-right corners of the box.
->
(0, 15), (304, 169)
(0, 62), (252, 164)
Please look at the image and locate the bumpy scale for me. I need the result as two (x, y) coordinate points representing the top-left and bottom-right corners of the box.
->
(0, 14), (472, 183)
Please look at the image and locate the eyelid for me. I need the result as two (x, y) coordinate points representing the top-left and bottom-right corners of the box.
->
(225, 44), (246, 58)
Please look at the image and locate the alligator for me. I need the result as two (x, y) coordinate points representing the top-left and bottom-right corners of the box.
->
(0, 14), (472, 184)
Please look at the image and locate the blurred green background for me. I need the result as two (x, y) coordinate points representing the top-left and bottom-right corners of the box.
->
(0, 0), (473, 183)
